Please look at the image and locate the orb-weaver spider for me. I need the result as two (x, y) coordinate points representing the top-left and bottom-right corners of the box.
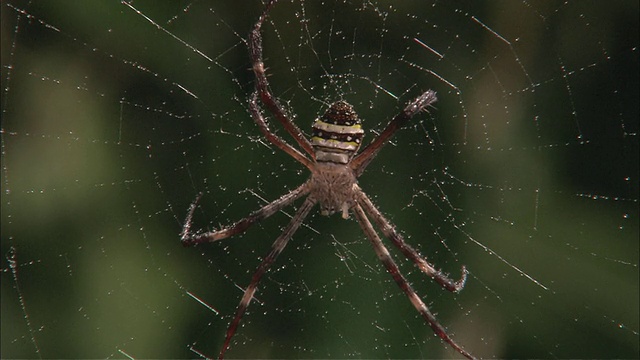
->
(182, 1), (474, 358)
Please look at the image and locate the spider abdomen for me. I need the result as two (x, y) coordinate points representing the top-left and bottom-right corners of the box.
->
(311, 100), (364, 164)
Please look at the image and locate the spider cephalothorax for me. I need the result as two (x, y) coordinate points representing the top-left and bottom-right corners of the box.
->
(181, 1), (474, 359)
(309, 160), (357, 219)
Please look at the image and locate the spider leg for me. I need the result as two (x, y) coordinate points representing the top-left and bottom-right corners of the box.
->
(249, 92), (314, 170)
(218, 196), (317, 359)
(181, 182), (310, 247)
(351, 90), (437, 176)
(248, 0), (316, 159)
(355, 187), (467, 292)
(352, 203), (476, 360)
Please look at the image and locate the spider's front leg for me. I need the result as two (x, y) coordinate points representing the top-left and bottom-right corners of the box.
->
(181, 182), (310, 246)
(352, 203), (476, 360)
(218, 196), (317, 359)
(355, 187), (468, 292)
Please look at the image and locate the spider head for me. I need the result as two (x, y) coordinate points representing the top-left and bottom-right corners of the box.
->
(310, 161), (358, 220)
(311, 100), (365, 164)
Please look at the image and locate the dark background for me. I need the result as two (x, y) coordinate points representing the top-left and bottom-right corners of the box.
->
(2, 1), (638, 358)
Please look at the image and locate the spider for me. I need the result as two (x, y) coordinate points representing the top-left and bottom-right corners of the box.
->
(181, 1), (475, 359)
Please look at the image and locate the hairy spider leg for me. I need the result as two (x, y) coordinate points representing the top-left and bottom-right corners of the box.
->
(355, 187), (468, 292)
(181, 182), (310, 246)
(248, 0), (315, 159)
(218, 197), (317, 359)
(351, 90), (437, 176)
(352, 203), (476, 360)
(248, 90), (313, 169)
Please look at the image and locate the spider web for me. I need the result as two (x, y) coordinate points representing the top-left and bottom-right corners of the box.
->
(1, 0), (638, 358)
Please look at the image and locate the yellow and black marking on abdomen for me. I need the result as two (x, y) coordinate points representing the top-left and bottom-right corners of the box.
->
(311, 100), (365, 164)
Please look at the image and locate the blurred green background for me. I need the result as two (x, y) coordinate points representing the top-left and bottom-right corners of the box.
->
(2, 0), (638, 358)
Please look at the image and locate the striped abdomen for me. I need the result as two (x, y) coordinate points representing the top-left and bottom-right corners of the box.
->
(311, 100), (364, 164)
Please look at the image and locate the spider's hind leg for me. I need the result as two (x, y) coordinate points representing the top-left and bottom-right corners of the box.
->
(351, 90), (437, 175)
(247, 0), (315, 158)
